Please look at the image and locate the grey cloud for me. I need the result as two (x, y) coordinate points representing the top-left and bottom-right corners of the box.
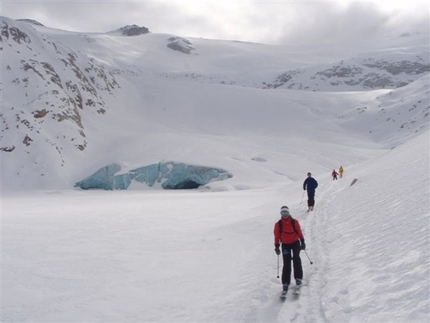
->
(269, 2), (429, 46)
(2, 1), (429, 46)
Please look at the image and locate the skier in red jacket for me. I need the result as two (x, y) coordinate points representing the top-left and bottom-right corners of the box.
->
(274, 206), (306, 295)
(332, 169), (339, 180)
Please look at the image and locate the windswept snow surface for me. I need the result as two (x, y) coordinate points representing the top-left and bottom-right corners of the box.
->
(3, 131), (429, 322)
(1, 18), (430, 323)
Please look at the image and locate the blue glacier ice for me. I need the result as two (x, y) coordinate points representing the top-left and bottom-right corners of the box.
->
(75, 161), (233, 190)
(75, 163), (122, 190)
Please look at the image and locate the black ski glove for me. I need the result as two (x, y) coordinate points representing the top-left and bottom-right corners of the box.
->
(300, 239), (306, 250)
(274, 244), (280, 255)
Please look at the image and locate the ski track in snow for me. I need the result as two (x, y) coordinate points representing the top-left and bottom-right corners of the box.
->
(301, 180), (344, 323)
(253, 181), (339, 323)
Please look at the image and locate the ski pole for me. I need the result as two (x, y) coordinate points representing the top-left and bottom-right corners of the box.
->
(304, 250), (313, 265)
(276, 254), (280, 278)
(300, 190), (305, 204)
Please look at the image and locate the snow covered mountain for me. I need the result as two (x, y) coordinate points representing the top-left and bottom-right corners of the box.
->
(264, 52), (429, 91)
(1, 16), (429, 190)
(2, 15), (429, 323)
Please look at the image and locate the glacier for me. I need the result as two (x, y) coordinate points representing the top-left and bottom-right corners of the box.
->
(75, 162), (233, 190)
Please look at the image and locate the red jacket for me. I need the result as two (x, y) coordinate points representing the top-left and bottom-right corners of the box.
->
(274, 217), (304, 245)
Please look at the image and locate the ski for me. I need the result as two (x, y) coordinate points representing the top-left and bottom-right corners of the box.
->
(280, 290), (288, 299)
(293, 285), (301, 296)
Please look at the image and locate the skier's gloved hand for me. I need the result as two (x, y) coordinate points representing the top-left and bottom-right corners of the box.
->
(275, 244), (281, 255)
(300, 239), (306, 250)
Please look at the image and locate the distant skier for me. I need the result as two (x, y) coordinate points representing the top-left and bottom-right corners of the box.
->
(332, 169), (339, 180)
(303, 172), (318, 211)
(339, 166), (344, 178)
(274, 206), (305, 296)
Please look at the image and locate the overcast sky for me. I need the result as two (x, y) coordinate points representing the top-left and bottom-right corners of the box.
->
(2, 0), (429, 46)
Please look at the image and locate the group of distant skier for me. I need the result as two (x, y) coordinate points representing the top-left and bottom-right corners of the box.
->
(331, 165), (344, 180)
(273, 166), (345, 298)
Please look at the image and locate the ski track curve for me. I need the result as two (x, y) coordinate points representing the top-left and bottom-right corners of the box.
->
(287, 178), (349, 323)
(231, 178), (355, 323)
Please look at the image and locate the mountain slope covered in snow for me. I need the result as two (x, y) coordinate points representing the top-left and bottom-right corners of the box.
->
(1, 16), (429, 322)
(1, 16), (429, 190)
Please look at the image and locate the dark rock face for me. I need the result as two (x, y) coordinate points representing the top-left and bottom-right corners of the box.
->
(167, 37), (195, 54)
(119, 25), (149, 36)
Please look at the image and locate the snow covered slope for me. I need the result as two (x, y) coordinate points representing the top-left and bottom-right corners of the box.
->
(1, 17), (428, 190)
(2, 122), (429, 323)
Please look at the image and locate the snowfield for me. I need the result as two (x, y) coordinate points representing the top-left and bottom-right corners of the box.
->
(3, 131), (429, 322)
(1, 17), (429, 322)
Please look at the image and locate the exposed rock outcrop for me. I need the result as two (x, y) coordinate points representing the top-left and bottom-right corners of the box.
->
(118, 25), (149, 36)
(167, 37), (195, 54)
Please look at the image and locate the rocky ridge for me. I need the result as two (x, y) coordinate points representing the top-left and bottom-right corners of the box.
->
(263, 56), (429, 91)
(1, 18), (120, 162)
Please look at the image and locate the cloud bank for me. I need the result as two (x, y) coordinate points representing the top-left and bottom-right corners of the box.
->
(2, 1), (429, 46)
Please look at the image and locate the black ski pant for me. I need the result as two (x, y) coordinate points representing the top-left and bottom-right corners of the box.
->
(281, 240), (303, 285)
(307, 191), (315, 207)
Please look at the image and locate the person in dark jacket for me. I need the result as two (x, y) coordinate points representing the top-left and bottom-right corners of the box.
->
(303, 172), (318, 211)
(274, 206), (305, 294)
